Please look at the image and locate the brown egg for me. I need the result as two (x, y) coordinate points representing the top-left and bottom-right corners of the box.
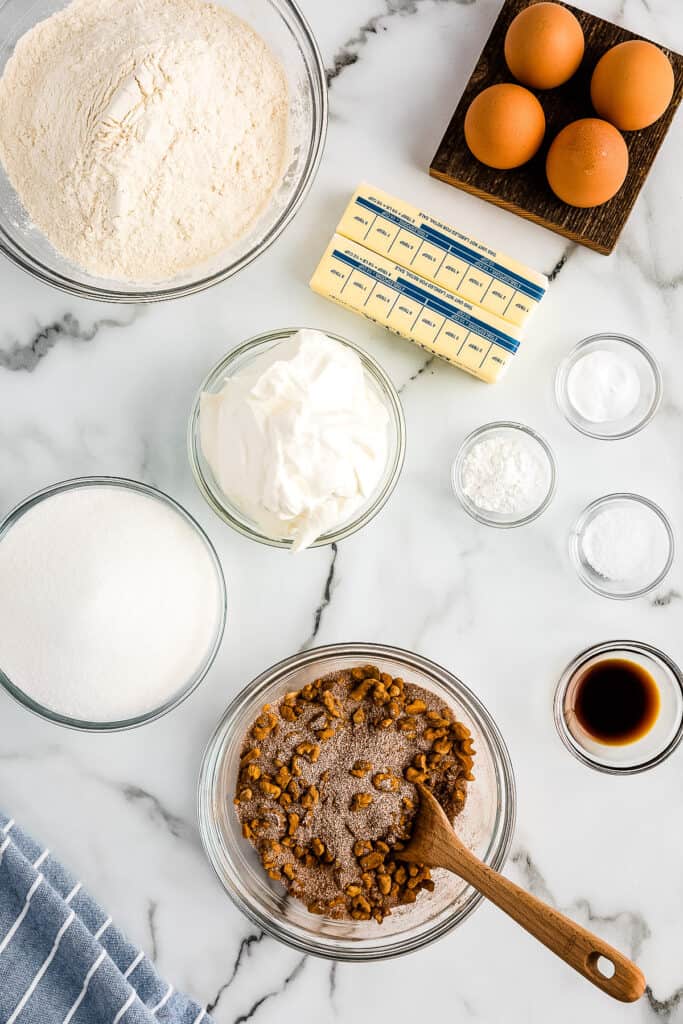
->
(546, 118), (629, 207)
(591, 40), (675, 131)
(504, 2), (585, 89)
(464, 84), (546, 169)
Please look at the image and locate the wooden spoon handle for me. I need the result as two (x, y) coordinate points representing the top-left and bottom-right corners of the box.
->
(442, 843), (645, 1003)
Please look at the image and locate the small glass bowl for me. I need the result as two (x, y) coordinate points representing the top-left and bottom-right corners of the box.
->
(570, 494), (674, 600)
(451, 422), (557, 528)
(554, 641), (683, 774)
(197, 643), (516, 961)
(555, 334), (662, 440)
(188, 329), (406, 549)
(0, 0), (327, 300)
(0, 477), (227, 732)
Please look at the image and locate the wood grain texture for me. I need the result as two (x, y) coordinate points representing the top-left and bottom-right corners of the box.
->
(430, 0), (683, 254)
(398, 785), (647, 1003)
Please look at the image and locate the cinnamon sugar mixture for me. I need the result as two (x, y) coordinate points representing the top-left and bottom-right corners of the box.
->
(234, 665), (475, 923)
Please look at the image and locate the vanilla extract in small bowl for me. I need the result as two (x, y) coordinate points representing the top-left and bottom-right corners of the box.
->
(573, 659), (660, 746)
(555, 642), (683, 774)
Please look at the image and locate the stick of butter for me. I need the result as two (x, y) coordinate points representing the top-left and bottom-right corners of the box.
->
(336, 184), (547, 328)
(310, 235), (523, 383)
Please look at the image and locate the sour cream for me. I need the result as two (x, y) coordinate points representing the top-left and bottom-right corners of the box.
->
(200, 330), (390, 551)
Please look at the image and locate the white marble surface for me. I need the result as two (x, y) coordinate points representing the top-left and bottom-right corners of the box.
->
(1, 0), (683, 1020)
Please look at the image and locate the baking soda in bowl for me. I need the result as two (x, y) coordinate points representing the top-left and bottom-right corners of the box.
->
(566, 349), (641, 423)
(0, 480), (225, 726)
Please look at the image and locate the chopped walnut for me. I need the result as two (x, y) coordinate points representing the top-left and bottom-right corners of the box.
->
(234, 665), (474, 924)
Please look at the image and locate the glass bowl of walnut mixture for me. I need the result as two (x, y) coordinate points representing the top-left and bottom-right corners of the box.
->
(198, 644), (516, 961)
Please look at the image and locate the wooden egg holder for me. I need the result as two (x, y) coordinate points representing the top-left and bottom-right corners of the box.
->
(430, 0), (683, 254)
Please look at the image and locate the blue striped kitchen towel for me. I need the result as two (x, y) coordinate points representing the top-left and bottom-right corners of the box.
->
(0, 813), (212, 1024)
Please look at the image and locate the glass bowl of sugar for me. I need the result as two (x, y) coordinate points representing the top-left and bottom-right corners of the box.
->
(0, 477), (227, 731)
(570, 493), (675, 600)
(451, 421), (557, 528)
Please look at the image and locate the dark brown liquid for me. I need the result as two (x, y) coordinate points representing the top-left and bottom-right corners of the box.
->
(573, 658), (660, 746)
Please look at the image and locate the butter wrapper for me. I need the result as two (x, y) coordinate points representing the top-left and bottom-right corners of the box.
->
(310, 235), (524, 383)
(336, 184), (547, 328)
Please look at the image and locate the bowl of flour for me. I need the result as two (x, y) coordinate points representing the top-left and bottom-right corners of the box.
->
(0, 0), (326, 300)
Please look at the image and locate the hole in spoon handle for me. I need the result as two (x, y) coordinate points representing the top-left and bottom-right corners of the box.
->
(589, 953), (616, 979)
(586, 950), (645, 1002)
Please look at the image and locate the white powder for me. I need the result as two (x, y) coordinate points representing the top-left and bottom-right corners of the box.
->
(582, 504), (670, 582)
(460, 434), (550, 515)
(0, 484), (223, 723)
(0, 0), (288, 282)
(567, 350), (641, 423)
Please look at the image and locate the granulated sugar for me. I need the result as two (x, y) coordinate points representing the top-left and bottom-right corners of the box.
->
(0, 483), (223, 723)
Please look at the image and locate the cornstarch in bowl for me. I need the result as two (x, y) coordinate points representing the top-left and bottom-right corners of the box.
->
(452, 421), (557, 528)
(0, 478), (226, 729)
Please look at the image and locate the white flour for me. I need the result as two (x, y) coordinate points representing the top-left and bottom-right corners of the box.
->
(0, 485), (223, 723)
(461, 434), (550, 515)
(0, 0), (288, 282)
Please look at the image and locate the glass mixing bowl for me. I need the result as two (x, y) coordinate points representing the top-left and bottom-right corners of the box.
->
(0, 477), (227, 732)
(188, 329), (407, 549)
(0, 0), (327, 300)
(197, 643), (516, 961)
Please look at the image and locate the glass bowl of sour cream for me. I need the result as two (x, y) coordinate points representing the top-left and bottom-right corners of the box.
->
(555, 334), (662, 440)
(188, 328), (406, 550)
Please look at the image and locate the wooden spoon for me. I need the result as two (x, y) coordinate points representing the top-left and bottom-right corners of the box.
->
(396, 785), (646, 1003)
